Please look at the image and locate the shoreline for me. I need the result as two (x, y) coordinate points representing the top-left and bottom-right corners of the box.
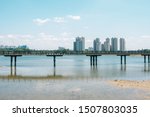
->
(109, 80), (150, 91)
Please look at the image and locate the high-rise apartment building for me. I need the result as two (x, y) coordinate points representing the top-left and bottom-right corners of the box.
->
(111, 37), (118, 51)
(120, 38), (125, 51)
(73, 37), (85, 51)
(93, 38), (101, 51)
(103, 38), (110, 51)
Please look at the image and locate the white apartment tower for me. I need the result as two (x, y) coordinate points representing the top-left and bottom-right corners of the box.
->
(111, 37), (118, 51)
(73, 37), (85, 51)
(104, 38), (110, 51)
(120, 38), (125, 51)
(93, 38), (101, 51)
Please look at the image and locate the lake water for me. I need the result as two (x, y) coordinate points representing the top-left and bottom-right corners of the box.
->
(0, 55), (150, 99)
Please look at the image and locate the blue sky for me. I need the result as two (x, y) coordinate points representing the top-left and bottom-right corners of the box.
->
(0, 0), (150, 50)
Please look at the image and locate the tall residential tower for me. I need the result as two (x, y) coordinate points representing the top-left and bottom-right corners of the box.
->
(93, 38), (101, 51)
(73, 37), (85, 51)
(111, 37), (118, 51)
(120, 38), (125, 51)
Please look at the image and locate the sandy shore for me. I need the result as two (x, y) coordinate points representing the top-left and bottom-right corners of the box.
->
(109, 80), (150, 91)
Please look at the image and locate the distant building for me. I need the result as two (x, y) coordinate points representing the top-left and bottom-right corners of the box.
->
(101, 44), (105, 51)
(58, 47), (65, 51)
(88, 47), (93, 51)
(93, 38), (101, 51)
(111, 37), (118, 51)
(120, 38), (125, 51)
(0, 45), (16, 49)
(105, 38), (110, 51)
(18, 45), (28, 49)
(103, 38), (110, 51)
(73, 37), (85, 51)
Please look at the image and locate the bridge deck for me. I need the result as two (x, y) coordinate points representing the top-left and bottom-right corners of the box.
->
(46, 54), (63, 57)
(117, 54), (130, 56)
(86, 54), (102, 56)
(4, 54), (22, 57)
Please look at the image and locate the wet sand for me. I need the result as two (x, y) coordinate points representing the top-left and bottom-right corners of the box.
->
(109, 80), (150, 91)
(109, 80), (150, 99)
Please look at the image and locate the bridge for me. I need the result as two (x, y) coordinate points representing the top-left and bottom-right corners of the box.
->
(86, 52), (150, 66)
(0, 49), (149, 55)
(0, 50), (150, 75)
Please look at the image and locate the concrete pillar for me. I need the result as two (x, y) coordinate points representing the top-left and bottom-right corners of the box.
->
(10, 56), (13, 76)
(14, 56), (17, 67)
(121, 56), (123, 64)
(10, 56), (13, 68)
(53, 56), (56, 67)
(14, 56), (17, 76)
(90, 56), (92, 66)
(144, 55), (146, 63)
(124, 56), (126, 64)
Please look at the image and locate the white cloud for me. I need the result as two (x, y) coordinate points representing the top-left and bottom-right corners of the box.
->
(0, 32), (72, 50)
(33, 18), (50, 25)
(67, 15), (81, 20)
(0, 34), (33, 39)
(33, 15), (81, 25)
(39, 33), (56, 40)
(53, 17), (65, 23)
(126, 36), (150, 50)
(0, 35), (4, 39)
(60, 32), (72, 37)
(0, 34), (33, 47)
(141, 35), (150, 39)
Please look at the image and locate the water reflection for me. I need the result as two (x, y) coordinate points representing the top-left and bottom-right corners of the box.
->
(144, 63), (146, 72)
(144, 63), (150, 72)
(10, 66), (17, 76)
(148, 63), (150, 72)
(0, 74), (64, 81)
(1, 66), (64, 81)
(120, 64), (126, 71)
(90, 66), (99, 78)
(53, 67), (56, 76)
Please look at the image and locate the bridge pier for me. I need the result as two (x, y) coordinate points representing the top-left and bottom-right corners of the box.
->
(91, 56), (97, 66)
(121, 55), (123, 64)
(4, 54), (22, 76)
(142, 54), (150, 72)
(124, 55), (126, 64)
(47, 54), (63, 67)
(144, 55), (146, 63)
(53, 56), (56, 67)
(142, 54), (150, 64)
(86, 54), (101, 66)
(117, 54), (130, 65)
(90, 56), (92, 66)
(120, 55), (127, 64)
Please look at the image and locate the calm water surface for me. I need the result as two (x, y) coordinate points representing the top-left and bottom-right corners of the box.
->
(0, 55), (150, 99)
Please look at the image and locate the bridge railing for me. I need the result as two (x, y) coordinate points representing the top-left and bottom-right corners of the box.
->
(0, 50), (150, 55)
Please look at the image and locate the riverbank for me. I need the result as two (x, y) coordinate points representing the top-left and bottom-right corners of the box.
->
(109, 80), (150, 91)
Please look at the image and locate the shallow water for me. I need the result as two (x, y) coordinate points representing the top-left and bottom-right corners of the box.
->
(0, 55), (150, 99)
